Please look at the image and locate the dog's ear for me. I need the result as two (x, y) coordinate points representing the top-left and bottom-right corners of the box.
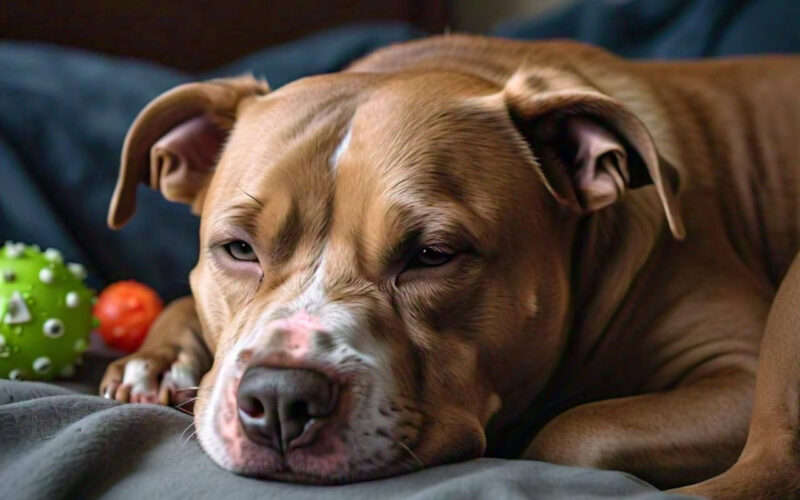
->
(108, 76), (270, 229)
(503, 71), (685, 239)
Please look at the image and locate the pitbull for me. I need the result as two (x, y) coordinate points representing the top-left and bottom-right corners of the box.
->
(100, 35), (800, 497)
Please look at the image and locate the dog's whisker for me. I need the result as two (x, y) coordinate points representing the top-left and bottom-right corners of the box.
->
(174, 406), (194, 416)
(174, 397), (198, 410)
(174, 387), (199, 392)
(395, 440), (423, 470)
(181, 420), (194, 440)
(237, 185), (264, 207)
(182, 429), (199, 448)
(174, 386), (213, 393)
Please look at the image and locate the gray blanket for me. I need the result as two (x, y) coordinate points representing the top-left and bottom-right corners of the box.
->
(0, 379), (691, 500)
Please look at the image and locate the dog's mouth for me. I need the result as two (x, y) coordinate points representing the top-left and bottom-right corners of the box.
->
(195, 358), (429, 483)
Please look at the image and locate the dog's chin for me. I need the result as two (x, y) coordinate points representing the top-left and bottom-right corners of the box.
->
(195, 410), (485, 484)
(194, 398), (422, 484)
(196, 424), (420, 484)
(192, 360), (487, 483)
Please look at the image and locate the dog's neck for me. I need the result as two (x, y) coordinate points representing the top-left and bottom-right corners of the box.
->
(484, 190), (672, 457)
(566, 193), (672, 371)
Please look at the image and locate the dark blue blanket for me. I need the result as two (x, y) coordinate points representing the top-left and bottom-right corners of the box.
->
(1, 0), (798, 300)
(495, 0), (800, 58)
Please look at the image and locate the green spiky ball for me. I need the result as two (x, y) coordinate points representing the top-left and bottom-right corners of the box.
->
(0, 242), (97, 381)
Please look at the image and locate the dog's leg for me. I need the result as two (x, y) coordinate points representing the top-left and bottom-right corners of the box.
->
(99, 295), (211, 407)
(522, 369), (756, 488)
(673, 252), (800, 499)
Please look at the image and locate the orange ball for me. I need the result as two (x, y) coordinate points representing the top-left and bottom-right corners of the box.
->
(94, 280), (163, 353)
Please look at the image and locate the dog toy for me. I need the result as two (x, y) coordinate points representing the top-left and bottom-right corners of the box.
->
(0, 242), (95, 381)
(94, 280), (163, 353)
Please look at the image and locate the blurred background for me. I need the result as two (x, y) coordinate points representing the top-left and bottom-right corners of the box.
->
(1, 0), (798, 301)
(0, 0), (573, 70)
(5, 0), (798, 71)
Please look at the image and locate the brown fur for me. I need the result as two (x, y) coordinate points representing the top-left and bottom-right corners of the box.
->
(102, 35), (800, 496)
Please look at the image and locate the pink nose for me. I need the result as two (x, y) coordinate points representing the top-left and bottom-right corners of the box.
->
(262, 311), (325, 357)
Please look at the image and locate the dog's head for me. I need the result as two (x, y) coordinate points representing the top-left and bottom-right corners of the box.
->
(108, 68), (682, 482)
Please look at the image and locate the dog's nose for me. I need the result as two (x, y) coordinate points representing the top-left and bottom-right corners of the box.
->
(236, 367), (338, 453)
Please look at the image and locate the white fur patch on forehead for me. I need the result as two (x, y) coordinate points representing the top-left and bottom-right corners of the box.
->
(293, 258), (328, 312)
(329, 125), (353, 171)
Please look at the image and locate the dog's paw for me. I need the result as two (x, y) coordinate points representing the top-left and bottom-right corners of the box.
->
(100, 349), (201, 407)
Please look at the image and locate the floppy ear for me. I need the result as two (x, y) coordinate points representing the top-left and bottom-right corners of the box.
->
(108, 76), (270, 229)
(503, 73), (685, 239)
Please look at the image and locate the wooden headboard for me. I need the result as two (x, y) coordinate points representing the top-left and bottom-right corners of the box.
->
(0, 0), (448, 71)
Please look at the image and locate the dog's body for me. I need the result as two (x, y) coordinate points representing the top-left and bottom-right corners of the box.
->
(100, 36), (800, 497)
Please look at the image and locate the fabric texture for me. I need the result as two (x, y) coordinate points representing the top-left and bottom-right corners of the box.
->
(0, 380), (691, 500)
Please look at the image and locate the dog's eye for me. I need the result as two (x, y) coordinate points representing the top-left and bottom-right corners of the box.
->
(408, 246), (455, 269)
(225, 241), (258, 262)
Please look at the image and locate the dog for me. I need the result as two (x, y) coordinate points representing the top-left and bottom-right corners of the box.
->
(100, 35), (800, 497)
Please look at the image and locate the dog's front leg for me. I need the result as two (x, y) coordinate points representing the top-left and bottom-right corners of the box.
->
(522, 370), (755, 489)
(99, 295), (211, 407)
(673, 252), (800, 499)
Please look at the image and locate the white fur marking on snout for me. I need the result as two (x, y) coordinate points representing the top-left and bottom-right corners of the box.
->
(329, 126), (352, 170)
(199, 274), (404, 477)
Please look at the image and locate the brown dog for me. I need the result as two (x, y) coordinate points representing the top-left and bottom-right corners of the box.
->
(100, 35), (800, 496)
